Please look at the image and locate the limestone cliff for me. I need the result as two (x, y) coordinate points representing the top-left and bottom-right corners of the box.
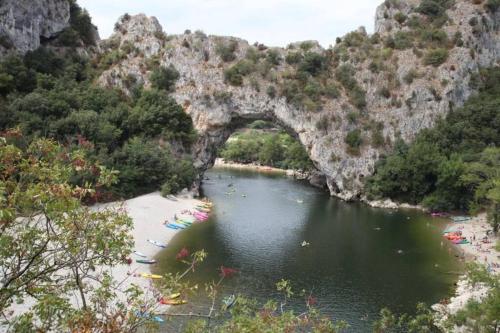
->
(0, 0), (70, 54)
(98, 1), (500, 200)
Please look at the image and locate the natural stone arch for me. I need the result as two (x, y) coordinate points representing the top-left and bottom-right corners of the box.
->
(97, 6), (500, 200)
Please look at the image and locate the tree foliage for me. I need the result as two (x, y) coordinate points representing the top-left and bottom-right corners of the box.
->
(219, 128), (313, 171)
(0, 133), (135, 331)
(0, 48), (196, 199)
(366, 67), (500, 221)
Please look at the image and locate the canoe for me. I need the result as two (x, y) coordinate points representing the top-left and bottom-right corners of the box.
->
(166, 195), (178, 201)
(176, 217), (195, 223)
(165, 224), (180, 230)
(194, 212), (208, 218)
(133, 251), (147, 258)
(160, 298), (187, 305)
(147, 239), (167, 248)
(167, 292), (181, 299)
(141, 273), (163, 279)
(176, 220), (192, 226)
(136, 259), (157, 264)
(168, 222), (187, 229)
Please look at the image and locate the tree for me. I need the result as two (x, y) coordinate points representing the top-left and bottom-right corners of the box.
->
(0, 131), (135, 331)
(149, 65), (180, 92)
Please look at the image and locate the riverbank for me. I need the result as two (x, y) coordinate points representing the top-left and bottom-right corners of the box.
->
(213, 158), (309, 179)
(433, 213), (499, 323)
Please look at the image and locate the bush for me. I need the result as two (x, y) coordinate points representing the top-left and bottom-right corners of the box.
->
(224, 60), (255, 86)
(423, 48), (448, 66)
(285, 52), (303, 65)
(298, 52), (327, 76)
(345, 129), (363, 154)
(266, 49), (282, 66)
(216, 40), (238, 62)
(394, 12), (407, 24)
(393, 31), (413, 49)
(266, 85), (277, 98)
(149, 65), (180, 92)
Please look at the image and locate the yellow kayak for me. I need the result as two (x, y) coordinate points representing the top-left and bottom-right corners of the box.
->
(167, 292), (181, 299)
(161, 299), (187, 305)
(141, 273), (163, 279)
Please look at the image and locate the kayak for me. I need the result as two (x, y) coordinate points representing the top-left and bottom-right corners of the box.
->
(136, 259), (157, 264)
(222, 294), (236, 310)
(133, 251), (147, 258)
(160, 299), (187, 305)
(135, 311), (164, 323)
(166, 292), (181, 299)
(176, 218), (193, 224)
(196, 207), (211, 213)
(176, 215), (196, 222)
(166, 195), (178, 201)
(148, 239), (167, 248)
(169, 222), (187, 229)
(165, 224), (180, 230)
(141, 273), (163, 279)
(194, 211), (208, 217)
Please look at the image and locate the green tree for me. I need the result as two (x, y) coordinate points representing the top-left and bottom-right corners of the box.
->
(0, 133), (134, 331)
(149, 65), (180, 92)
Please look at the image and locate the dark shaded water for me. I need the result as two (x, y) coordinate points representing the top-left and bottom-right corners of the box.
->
(156, 168), (459, 331)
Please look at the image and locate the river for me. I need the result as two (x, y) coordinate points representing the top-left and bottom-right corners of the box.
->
(155, 168), (460, 331)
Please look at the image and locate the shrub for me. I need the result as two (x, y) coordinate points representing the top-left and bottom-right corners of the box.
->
(423, 48), (449, 66)
(150, 65), (180, 92)
(417, 0), (445, 17)
(224, 60), (255, 86)
(266, 85), (277, 98)
(285, 52), (303, 65)
(393, 31), (413, 49)
(216, 40), (238, 62)
(394, 12), (407, 24)
(345, 129), (363, 154)
(298, 52), (327, 76)
(266, 49), (282, 66)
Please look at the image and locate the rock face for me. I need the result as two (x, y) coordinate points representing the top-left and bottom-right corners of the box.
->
(98, 1), (500, 200)
(0, 0), (70, 55)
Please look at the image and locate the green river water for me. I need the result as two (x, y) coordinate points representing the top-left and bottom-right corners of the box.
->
(155, 168), (460, 331)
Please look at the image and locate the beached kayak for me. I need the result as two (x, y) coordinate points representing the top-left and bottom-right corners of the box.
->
(133, 251), (147, 258)
(141, 273), (163, 279)
(160, 299), (187, 305)
(136, 259), (157, 264)
(147, 239), (167, 248)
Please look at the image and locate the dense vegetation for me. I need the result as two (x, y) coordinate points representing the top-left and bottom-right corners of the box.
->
(219, 123), (314, 171)
(366, 67), (500, 231)
(0, 46), (196, 199)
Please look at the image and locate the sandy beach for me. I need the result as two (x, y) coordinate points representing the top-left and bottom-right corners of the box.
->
(433, 213), (499, 319)
(103, 191), (205, 294)
(445, 214), (500, 272)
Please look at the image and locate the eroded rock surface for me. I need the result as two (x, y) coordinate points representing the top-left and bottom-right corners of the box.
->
(0, 0), (70, 55)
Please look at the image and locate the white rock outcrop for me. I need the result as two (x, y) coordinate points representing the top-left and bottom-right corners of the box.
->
(0, 0), (70, 55)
